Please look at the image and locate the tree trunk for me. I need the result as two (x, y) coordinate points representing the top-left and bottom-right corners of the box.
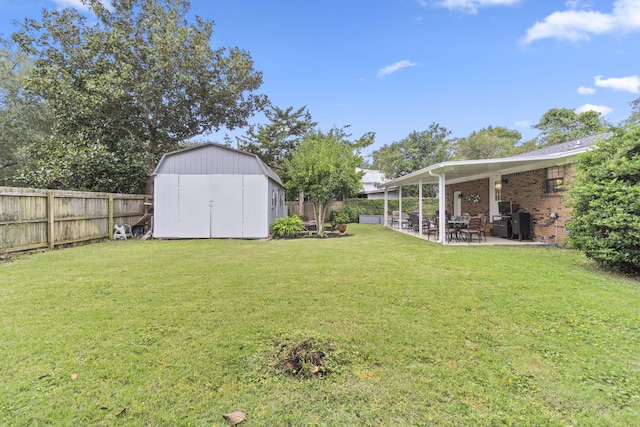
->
(298, 191), (304, 218)
(313, 200), (327, 236)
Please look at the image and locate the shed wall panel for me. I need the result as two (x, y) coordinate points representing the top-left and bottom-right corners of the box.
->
(153, 174), (180, 238)
(242, 175), (268, 238)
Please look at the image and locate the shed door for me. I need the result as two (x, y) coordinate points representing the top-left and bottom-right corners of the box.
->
(210, 175), (244, 238)
(178, 175), (211, 238)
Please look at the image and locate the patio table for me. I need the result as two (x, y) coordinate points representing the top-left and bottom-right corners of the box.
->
(448, 220), (468, 242)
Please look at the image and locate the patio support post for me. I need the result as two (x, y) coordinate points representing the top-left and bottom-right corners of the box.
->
(438, 173), (446, 244)
(398, 186), (403, 227)
(430, 170), (447, 244)
(383, 189), (389, 227)
(418, 180), (423, 230)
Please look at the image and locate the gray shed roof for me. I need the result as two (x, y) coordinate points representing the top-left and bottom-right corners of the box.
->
(153, 143), (283, 186)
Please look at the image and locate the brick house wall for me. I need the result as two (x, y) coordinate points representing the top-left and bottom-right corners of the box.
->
(446, 178), (490, 218)
(444, 164), (576, 243)
(500, 165), (574, 243)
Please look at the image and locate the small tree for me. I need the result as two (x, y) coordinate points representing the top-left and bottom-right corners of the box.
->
(285, 128), (371, 236)
(568, 127), (640, 275)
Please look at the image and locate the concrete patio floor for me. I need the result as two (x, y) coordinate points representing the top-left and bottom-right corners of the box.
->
(390, 225), (543, 246)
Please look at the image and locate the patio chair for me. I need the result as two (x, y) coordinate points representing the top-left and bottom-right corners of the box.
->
(408, 212), (421, 234)
(461, 217), (483, 243)
(390, 210), (409, 229)
(113, 224), (132, 240)
(462, 212), (471, 225)
(478, 215), (488, 241)
(390, 211), (400, 228)
(424, 214), (440, 240)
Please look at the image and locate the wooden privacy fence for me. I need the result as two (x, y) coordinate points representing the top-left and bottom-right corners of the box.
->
(0, 186), (150, 255)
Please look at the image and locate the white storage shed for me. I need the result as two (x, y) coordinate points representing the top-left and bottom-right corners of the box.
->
(153, 143), (286, 239)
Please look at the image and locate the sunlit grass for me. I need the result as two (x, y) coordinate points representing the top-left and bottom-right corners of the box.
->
(1, 224), (639, 425)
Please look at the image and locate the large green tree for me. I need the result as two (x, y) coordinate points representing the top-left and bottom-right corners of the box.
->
(371, 123), (452, 197)
(533, 108), (611, 147)
(12, 0), (267, 193)
(568, 126), (640, 275)
(625, 97), (640, 126)
(0, 39), (53, 186)
(371, 123), (452, 178)
(285, 127), (372, 236)
(237, 105), (316, 172)
(452, 126), (522, 160)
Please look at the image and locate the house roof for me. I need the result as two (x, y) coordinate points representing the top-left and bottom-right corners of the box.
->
(512, 132), (613, 158)
(153, 143), (283, 186)
(379, 132), (613, 188)
(357, 168), (388, 194)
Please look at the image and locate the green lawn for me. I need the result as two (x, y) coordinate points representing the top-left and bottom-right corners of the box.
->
(1, 224), (639, 426)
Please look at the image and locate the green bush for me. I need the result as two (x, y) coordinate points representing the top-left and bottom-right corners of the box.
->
(271, 215), (305, 238)
(344, 197), (439, 216)
(568, 127), (640, 275)
(329, 205), (357, 226)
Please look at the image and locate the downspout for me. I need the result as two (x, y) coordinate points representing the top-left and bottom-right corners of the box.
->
(429, 170), (447, 244)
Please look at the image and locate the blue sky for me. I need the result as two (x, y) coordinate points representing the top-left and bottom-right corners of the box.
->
(2, 0), (640, 157)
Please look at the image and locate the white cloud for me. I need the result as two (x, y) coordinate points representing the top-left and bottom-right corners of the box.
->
(515, 120), (531, 128)
(52, 0), (113, 12)
(577, 86), (596, 95)
(53, 0), (90, 10)
(523, 0), (640, 44)
(575, 104), (613, 116)
(434, 0), (520, 14)
(594, 75), (640, 93)
(565, 0), (591, 9)
(376, 60), (418, 78)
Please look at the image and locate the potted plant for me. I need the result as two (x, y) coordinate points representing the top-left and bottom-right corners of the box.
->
(331, 212), (349, 235)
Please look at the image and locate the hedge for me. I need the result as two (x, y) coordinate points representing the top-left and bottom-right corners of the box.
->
(344, 197), (439, 216)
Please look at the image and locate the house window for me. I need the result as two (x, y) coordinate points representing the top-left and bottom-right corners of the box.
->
(272, 190), (276, 208)
(546, 166), (565, 193)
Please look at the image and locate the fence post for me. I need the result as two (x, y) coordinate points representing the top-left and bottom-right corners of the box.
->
(108, 195), (114, 240)
(47, 191), (55, 250)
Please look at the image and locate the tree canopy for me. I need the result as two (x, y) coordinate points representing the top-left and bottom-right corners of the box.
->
(533, 108), (612, 147)
(285, 127), (372, 235)
(237, 105), (316, 172)
(12, 0), (267, 193)
(567, 126), (640, 275)
(452, 126), (522, 160)
(0, 39), (53, 186)
(371, 123), (452, 178)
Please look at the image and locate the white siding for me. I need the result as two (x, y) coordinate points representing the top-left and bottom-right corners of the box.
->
(153, 174), (179, 238)
(210, 175), (244, 238)
(178, 175), (211, 238)
(242, 175), (268, 238)
(153, 144), (286, 239)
